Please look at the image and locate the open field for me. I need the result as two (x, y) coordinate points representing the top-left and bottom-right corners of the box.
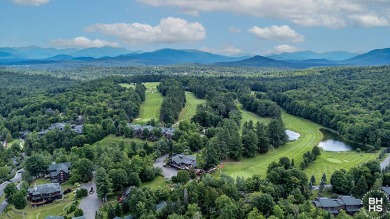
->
(6, 139), (21, 148)
(178, 92), (206, 122)
(218, 111), (379, 183)
(135, 82), (163, 124)
(119, 83), (135, 89)
(141, 176), (170, 190)
(237, 103), (272, 127)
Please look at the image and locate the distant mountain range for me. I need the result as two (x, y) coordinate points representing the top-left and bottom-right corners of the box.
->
(0, 46), (389, 68)
(267, 51), (357, 61)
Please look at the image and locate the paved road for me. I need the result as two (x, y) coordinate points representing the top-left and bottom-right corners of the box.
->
(153, 154), (178, 179)
(381, 154), (390, 170)
(79, 181), (101, 219)
(312, 184), (332, 190)
(0, 169), (23, 213)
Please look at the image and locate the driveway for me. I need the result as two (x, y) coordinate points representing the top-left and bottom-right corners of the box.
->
(153, 154), (178, 179)
(312, 184), (332, 190)
(381, 154), (390, 170)
(79, 181), (101, 219)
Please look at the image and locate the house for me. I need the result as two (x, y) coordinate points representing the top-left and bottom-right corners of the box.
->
(312, 196), (362, 215)
(11, 157), (20, 166)
(381, 187), (390, 199)
(161, 127), (176, 139)
(171, 154), (197, 170)
(38, 122), (83, 136)
(47, 162), (71, 183)
(156, 201), (167, 212)
(27, 183), (63, 206)
(46, 216), (64, 219)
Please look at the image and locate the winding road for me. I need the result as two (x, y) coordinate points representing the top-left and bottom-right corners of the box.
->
(0, 169), (23, 213)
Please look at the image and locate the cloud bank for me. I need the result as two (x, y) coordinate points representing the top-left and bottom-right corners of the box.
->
(138, 0), (390, 28)
(248, 25), (304, 43)
(12, 0), (49, 6)
(85, 17), (206, 44)
(50, 37), (119, 49)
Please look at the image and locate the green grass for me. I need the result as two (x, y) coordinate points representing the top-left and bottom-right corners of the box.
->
(178, 92), (206, 122)
(217, 111), (379, 183)
(142, 176), (170, 190)
(119, 83), (135, 89)
(238, 103), (272, 127)
(5, 199), (74, 219)
(31, 178), (51, 186)
(6, 139), (21, 148)
(134, 82), (163, 125)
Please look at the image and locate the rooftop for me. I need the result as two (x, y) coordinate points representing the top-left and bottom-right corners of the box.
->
(172, 154), (197, 167)
(28, 183), (62, 196)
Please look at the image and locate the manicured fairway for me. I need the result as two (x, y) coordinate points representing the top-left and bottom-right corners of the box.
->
(178, 92), (206, 122)
(218, 111), (379, 183)
(135, 82), (163, 124)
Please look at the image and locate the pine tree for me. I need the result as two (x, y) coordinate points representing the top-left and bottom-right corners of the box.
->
(322, 173), (327, 183)
(267, 119), (288, 148)
(96, 167), (112, 201)
(242, 129), (259, 158)
(203, 142), (218, 170)
(353, 176), (368, 198)
(256, 122), (269, 153)
(291, 158), (295, 166)
(311, 175), (316, 184)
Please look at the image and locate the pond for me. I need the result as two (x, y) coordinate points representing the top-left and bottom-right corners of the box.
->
(318, 128), (359, 152)
(286, 130), (300, 141)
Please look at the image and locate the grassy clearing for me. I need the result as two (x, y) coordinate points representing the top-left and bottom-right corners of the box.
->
(217, 111), (379, 183)
(238, 103), (272, 127)
(142, 176), (170, 190)
(119, 83), (135, 89)
(178, 92), (206, 122)
(135, 82), (163, 125)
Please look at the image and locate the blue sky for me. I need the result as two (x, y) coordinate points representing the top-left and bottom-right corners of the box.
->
(1, 0), (389, 55)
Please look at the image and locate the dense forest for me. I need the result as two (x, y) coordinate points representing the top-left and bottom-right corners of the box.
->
(1, 66), (389, 219)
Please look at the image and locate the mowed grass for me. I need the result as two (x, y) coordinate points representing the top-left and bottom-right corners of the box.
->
(237, 103), (272, 127)
(306, 151), (378, 185)
(135, 82), (163, 124)
(178, 92), (206, 122)
(218, 111), (379, 182)
(5, 199), (74, 219)
(142, 176), (170, 190)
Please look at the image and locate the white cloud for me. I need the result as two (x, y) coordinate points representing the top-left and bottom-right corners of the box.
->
(349, 15), (388, 27)
(85, 17), (206, 44)
(12, 0), (49, 6)
(269, 45), (301, 54)
(229, 27), (241, 33)
(138, 0), (390, 28)
(50, 37), (119, 49)
(248, 25), (304, 43)
(199, 45), (242, 55)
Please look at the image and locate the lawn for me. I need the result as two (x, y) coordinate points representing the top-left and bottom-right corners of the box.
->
(217, 111), (379, 183)
(142, 176), (170, 190)
(119, 83), (135, 89)
(134, 82), (163, 125)
(5, 199), (75, 219)
(6, 139), (21, 148)
(178, 92), (206, 122)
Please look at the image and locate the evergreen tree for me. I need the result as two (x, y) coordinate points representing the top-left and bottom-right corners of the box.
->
(256, 122), (269, 153)
(203, 142), (219, 170)
(267, 119), (288, 148)
(242, 129), (259, 158)
(115, 202), (122, 216)
(11, 191), (27, 209)
(311, 175), (316, 184)
(322, 173), (327, 183)
(353, 176), (368, 198)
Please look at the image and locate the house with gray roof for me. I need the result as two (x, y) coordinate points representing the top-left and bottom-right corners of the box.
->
(47, 162), (71, 183)
(312, 196), (362, 215)
(27, 183), (62, 206)
(171, 154), (197, 170)
(46, 216), (64, 219)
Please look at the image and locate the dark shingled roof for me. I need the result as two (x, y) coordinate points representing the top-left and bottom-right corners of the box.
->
(381, 187), (390, 196)
(46, 216), (64, 219)
(172, 154), (197, 167)
(28, 183), (62, 196)
(337, 196), (362, 206)
(48, 162), (71, 177)
(316, 197), (341, 208)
